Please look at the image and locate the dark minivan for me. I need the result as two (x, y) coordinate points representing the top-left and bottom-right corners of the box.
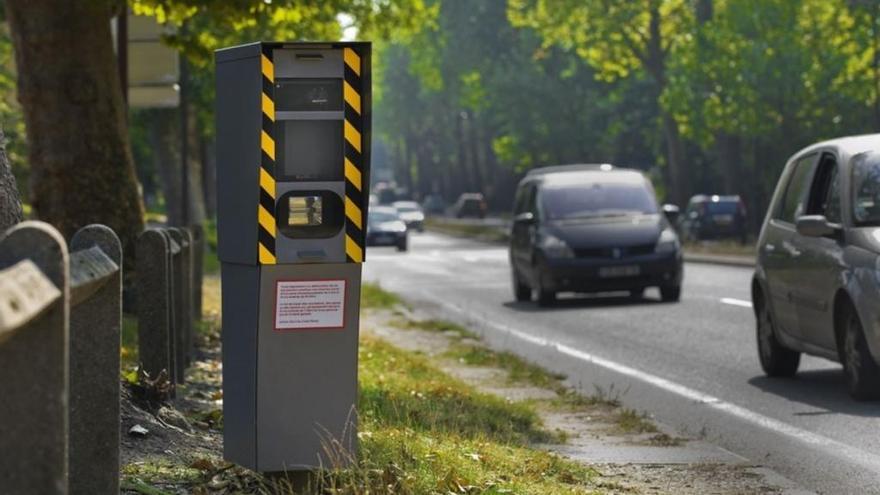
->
(509, 164), (683, 306)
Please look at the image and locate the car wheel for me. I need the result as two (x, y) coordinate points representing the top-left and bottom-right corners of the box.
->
(396, 237), (408, 252)
(512, 270), (531, 302)
(756, 298), (800, 377)
(537, 286), (556, 307)
(842, 305), (880, 400)
(659, 285), (681, 302)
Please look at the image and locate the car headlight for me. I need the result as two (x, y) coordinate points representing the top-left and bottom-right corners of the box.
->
(655, 228), (680, 254)
(540, 233), (574, 259)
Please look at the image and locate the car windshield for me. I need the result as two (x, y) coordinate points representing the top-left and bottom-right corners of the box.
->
(369, 211), (399, 223)
(541, 182), (658, 220)
(853, 153), (880, 226)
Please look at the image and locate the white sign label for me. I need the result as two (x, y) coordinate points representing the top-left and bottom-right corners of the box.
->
(274, 279), (346, 330)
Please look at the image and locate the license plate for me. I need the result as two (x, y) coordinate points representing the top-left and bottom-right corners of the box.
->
(713, 214), (733, 225)
(599, 265), (640, 278)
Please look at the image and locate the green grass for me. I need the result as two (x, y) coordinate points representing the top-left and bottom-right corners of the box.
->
(360, 282), (403, 309)
(613, 408), (657, 435)
(121, 315), (139, 372)
(315, 335), (602, 493)
(392, 317), (478, 339)
(424, 217), (510, 243)
(446, 344), (565, 389)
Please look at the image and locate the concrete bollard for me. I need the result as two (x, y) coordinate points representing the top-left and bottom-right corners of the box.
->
(68, 225), (122, 495)
(190, 224), (204, 321)
(0, 221), (70, 494)
(136, 229), (174, 385)
(166, 228), (188, 383)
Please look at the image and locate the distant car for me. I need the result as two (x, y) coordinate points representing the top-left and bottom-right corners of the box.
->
(392, 200), (425, 232)
(509, 164), (683, 306)
(753, 134), (880, 400)
(367, 206), (408, 251)
(680, 194), (748, 243)
(451, 193), (487, 219)
(422, 194), (447, 215)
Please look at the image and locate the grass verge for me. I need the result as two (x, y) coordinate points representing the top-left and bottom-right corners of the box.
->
(424, 217), (510, 243)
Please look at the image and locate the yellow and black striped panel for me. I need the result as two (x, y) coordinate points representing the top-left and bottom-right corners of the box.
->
(343, 47), (366, 263)
(258, 45), (277, 265)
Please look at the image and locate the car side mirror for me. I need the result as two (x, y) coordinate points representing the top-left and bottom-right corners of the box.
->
(514, 212), (535, 224)
(795, 215), (836, 238)
(662, 204), (680, 224)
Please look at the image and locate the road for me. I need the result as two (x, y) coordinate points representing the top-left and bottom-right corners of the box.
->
(363, 231), (880, 494)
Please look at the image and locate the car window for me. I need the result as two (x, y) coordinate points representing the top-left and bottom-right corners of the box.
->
(540, 182), (658, 221)
(514, 185), (528, 214)
(805, 153), (841, 223)
(777, 154), (816, 223)
(852, 152), (880, 226)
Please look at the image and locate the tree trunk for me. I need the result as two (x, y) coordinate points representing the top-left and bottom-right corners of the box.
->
(5, 0), (144, 247)
(150, 110), (182, 225)
(662, 111), (689, 206)
(0, 130), (23, 232)
(717, 132), (741, 195)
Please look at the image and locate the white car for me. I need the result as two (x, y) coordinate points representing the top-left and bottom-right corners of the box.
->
(392, 201), (425, 232)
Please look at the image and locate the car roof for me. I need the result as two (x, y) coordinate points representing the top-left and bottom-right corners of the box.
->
(370, 206), (398, 215)
(689, 194), (741, 203)
(527, 163), (615, 175)
(796, 133), (880, 158)
(521, 165), (648, 188)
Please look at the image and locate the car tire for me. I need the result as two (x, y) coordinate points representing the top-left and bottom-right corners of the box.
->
(659, 285), (681, 302)
(756, 297), (800, 377)
(396, 237), (408, 252)
(537, 287), (556, 307)
(512, 270), (531, 302)
(841, 305), (880, 400)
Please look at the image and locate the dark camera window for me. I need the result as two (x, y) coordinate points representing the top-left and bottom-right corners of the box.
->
(276, 190), (344, 239)
(275, 79), (342, 112)
(276, 120), (343, 182)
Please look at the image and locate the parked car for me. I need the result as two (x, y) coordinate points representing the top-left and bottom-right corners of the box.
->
(753, 134), (880, 400)
(422, 194), (448, 215)
(450, 193), (487, 219)
(392, 200), (426, 232)
(509, 164), (683, 306)
(366, 206), (408, 252)
(679, 194), (748, 243)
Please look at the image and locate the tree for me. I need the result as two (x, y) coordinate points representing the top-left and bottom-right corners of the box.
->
(0, 130), (22, 232)
(508, 0), (694, 205)
(4, 0), (145, 248)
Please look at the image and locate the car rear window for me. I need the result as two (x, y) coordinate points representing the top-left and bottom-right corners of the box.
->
(706, 202), (738, 214)
(541, 182), (658, 220)
(852, 153), (880, 226)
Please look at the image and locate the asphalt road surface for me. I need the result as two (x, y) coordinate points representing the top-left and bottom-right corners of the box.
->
(363, 231), (880, 494)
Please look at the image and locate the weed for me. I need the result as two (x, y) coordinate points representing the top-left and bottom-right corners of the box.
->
(361, 282), (403, 310)
(614, 408), (658, 435)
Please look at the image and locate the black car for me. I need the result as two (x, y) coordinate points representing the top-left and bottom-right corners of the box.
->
(366, 206), (408, 252)
(680, 194), (748, 243)
(509, 164), (683, 306)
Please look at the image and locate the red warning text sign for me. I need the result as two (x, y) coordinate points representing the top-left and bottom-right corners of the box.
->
(274, 279), (347, 330)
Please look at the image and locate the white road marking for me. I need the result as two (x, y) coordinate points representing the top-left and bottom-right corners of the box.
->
(721, 297), (753, 308)
(426, 295), (880, 473)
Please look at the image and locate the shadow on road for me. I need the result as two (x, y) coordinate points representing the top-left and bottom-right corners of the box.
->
(503, 292), (667, 312)
(748, 370), (880, 418)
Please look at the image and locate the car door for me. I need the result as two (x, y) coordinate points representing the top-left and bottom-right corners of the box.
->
(792, 151), (846, 350)
(761, 152), (818, 340)
(510, 183), (536, 280)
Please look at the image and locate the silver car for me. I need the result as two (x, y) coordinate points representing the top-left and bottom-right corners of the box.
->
(753, 134), (880, 400)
